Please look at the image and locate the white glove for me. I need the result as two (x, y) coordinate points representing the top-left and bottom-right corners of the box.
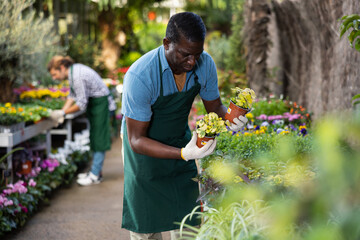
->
(50, 110), (65, 126)
(228, 115), (248, 132)
(181, 131), (217, 161)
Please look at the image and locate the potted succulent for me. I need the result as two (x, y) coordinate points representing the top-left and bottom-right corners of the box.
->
(196, 112), (227, 148)
(225, 87), (256, 124)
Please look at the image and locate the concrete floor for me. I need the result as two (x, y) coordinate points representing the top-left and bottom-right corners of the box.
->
(5, 137), (171, 240)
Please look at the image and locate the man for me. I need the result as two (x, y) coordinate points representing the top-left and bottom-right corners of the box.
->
(48, 56), (116, 186)
(121, 12), (247, 239)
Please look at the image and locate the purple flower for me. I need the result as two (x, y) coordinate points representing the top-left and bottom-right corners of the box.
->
(261, 121), (269, 127)
(41, 158), (60, 172)
(299, 128), (307, 136)
(276, 128), (285, 134)
(289, 124), (297, 131)
(272, 120), (284, 125)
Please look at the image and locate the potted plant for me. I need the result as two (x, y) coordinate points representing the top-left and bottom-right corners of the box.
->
(225, 87), (256, 124)
(196, 112), (227, 148)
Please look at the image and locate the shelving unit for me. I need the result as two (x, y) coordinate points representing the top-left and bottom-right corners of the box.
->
(50, 110), (89, 141)
(0, 119), (56, 182)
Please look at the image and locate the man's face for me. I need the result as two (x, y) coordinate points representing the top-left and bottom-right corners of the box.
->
(163, 34), (204, 75)
(49, 65), (67, 81)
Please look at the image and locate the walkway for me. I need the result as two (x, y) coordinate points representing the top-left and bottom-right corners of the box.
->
(6, 137), (171, 240)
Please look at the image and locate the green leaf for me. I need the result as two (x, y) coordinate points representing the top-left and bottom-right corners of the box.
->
(348, 31), (356, 46)
(354, 20), (360, 31)
(352, 94), (360, 101)
(355, 38), (360, 52)
(0, 147), (24, 164)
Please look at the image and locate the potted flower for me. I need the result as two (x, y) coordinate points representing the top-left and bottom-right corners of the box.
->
(225, 87), (256, 124)
(196, 112), (227, 148)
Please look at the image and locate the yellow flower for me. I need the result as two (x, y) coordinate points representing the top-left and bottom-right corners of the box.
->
(244, 132), (252, 136)
(5, 102), (11, 108)
(299, 125), (307, 130)
(233, 175), (244, 183)
(245, 112), (254, 119)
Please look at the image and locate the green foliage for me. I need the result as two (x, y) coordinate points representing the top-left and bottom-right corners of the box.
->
(251, 98), (289, 116)
(0, 0), (63, 86)
(339, 14), (360, 51)
(133, 21), (167, 54)
(185, 112), (360, 239)
(207, 32), (231, 70)
(226, 0), (246, 73)
(178, 201), (266, 240)
(353, 94), (360, 106)
(118, 51), (142, 67)
(19, 98), (65, 110)
(66, 34), (103, 74)
(185, 0), (233, 33)
(0, 114), (25, 126)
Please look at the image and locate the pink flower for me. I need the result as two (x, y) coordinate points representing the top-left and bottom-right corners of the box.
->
(41, 158), (60, 172)
(19, 203), (28, 213)
(28, 179), (37, 187)
(256, 114), (268, 120)
(4, 199), (13, 206)
(267, 115), (283, 121)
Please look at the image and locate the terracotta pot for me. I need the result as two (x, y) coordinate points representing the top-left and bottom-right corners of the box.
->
(19, 160), (32, 175)
(224, 100), (249, 124)
(196, 135), (215, 148)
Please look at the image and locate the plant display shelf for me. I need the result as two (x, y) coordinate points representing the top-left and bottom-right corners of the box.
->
(50, 110), (89, 141)
(0, 119), (56, 182)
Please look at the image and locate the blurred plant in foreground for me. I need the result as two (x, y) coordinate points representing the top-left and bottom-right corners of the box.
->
(180, 112), (360, 240)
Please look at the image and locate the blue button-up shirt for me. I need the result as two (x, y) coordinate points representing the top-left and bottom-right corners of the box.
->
(121, 46), (220, 131)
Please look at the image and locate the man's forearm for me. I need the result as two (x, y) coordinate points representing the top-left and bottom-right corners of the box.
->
(128, 135), (182, 159)
(62, 98), (74, 112)
(63, 104), (80, 114)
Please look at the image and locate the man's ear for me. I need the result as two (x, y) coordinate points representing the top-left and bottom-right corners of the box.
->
(163, 37), (170, 50)
(60, 65), (66, 72)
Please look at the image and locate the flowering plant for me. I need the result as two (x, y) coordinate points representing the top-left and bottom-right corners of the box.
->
(230, 87), (256, 110)
(196, 112), (227, 138)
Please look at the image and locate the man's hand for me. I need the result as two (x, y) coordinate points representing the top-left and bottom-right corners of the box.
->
(50, 110), (65, 126)
(181, 131), (217, 161)
(228, 115), (248, 132)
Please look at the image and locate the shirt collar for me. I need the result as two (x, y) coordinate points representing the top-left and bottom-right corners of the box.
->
(159, 46), (170, 73)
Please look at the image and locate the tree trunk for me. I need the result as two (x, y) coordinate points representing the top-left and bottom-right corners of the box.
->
(244, 0), (272, 97)
(0, 79), (16, 103)
(245, 0), (360, 119)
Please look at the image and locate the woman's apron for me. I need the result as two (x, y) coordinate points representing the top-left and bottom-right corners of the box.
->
(122, 54), (201, 233)
(70, 66), (111, 152)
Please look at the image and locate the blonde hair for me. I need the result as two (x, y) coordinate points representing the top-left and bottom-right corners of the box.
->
(47, 55), (74, 71)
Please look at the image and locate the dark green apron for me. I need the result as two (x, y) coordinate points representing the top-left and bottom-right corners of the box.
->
(70, 66), (111, 152)
(122, 53), (201, 233)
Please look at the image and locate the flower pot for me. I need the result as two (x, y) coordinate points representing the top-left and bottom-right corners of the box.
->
(224, 100), (249, 124)
(196, 135), (215, 148)
(19, 160), (32, 175)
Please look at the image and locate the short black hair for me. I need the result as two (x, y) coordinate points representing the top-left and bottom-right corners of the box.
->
(166, 12), (206, 43)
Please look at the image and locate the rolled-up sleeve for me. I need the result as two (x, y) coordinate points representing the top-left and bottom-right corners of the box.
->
(122, 72), (153, 122)
(71, 76), (88, 111)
